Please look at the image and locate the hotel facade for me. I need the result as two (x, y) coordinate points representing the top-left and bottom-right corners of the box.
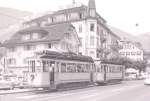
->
(119, 40), (143, 61)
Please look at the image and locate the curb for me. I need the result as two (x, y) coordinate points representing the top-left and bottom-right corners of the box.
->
(0, 89), (37, 95)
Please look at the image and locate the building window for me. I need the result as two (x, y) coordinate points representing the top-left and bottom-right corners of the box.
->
(23, 34), (31, 40)
(126, 52), (130, 55)
(137, 51), (142, 55)
(24, 45), (36, 51)
(70, 13), (79, 20)
(55, 14), (66, 22)
(48, 43), (51, 48)
(79, 37), (82, 46)
(32, 33), (39, 39)
(79, 24), (82, 33)
(79, 13), (83, 19)
(23, 58), (28, 64)
(131, 52), (136, 55)
(9, 47), (16, 52)
(7, 58), (16, 65)
(96, 52), (100, 58)
(90, 36), (94, 46)
(90, 23), (95, 32)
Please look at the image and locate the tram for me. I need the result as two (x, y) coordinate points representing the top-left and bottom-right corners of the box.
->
(27, 50), (95, 89)
(94, 62), (125, 85)
(27, 50), (125, 89)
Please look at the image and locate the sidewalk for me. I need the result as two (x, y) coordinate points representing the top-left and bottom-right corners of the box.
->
(0, 88), (36, 95)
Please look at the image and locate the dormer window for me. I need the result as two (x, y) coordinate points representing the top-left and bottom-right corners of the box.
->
(32, 33), (39, 39)
(22, 33), (40, 40)
(24, 45), (36, 51)
(89, 9), (95, 17)
(65, 33), (71, 40)
(79, 13), (83, 19)
(9, 47), (16, 52)
(48, 17), (52, 23)
(23, 34), (30, 40)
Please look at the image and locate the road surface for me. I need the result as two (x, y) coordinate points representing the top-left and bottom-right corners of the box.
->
(0, 80), (150, 101)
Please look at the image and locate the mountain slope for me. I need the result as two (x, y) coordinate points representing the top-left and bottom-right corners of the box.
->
(108, 25), (137, 42)
(0, 7), (32, 42)
(136, 33), (150, 51)
(108, 25), (150, 51)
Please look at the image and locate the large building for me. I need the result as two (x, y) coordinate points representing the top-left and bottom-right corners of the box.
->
(2, 23), (80, 75)
(23, 0), (120, 60)
(119, 40), (143, 61)
(2, 0), (121, 75)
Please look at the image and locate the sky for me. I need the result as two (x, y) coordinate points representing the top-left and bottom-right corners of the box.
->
(0, 0), (150, 36)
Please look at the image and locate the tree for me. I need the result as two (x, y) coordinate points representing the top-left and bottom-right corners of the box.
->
(102, 56), (147, 72)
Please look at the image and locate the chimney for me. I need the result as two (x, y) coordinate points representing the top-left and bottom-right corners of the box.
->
(88, 0), (96, 9)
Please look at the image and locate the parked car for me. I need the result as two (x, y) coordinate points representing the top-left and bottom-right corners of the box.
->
(144, 73), (150, 85)
(0, 74), (28, 90)
(0, 77), (14, 90)
(125, 73), (137, 80)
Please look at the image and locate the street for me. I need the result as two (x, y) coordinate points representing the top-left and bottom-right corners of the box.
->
(0, 80), (150, 101)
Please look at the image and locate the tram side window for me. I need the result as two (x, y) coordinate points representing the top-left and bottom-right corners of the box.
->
(111, 66), (113, 73)
(108, 66), (111, 73)
(77, 64), (83, 72)
(104, 65), (108, 73)
(106, 66), (109, 73)
(86, 64), (90, 72)
(67, 63), (76, 73)
(35, 60), (41, 72)
(61, 63), (66, 73)
(76, 64), (89, 73)
(101, 65), (104, 72)
(120, 67), (122, 72)
(92, 64), (96, 72)
(96, 65), (100, 72)
(56, 62), (60, 72)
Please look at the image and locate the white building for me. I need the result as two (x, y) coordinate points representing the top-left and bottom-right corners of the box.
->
(23, 0), (120, 60)
(119, 40), (143, 61)
(2, 23), (80, 75)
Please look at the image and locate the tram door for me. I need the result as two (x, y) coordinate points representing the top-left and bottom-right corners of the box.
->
(90, 64), (94, 82)
(49, 62), (55, 89)
(104, 65), (107, 81)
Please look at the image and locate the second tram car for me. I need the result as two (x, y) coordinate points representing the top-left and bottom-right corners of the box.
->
(95, 61), (125, 85)
(27, 50), (125, 89)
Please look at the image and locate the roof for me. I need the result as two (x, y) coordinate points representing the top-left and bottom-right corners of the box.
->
(24, 5), (88, 24)
(3, 23), (75, 46)
(24, 4), (106, 25)
(18, 26), (47, 33)
(36, 50), (94, 63)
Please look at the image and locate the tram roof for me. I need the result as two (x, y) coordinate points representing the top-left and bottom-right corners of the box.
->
(36, 50), (94, 63)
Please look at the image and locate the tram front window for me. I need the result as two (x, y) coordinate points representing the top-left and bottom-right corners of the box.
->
(42, 61), (55, 72)
(30, 61), (35, 72)
(43, 61), (49, 72)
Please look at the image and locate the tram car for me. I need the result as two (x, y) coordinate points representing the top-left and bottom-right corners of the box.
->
(27, 50), (95, 89)
(94, 61), (125, 85)
(27, 50), (125, 89)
